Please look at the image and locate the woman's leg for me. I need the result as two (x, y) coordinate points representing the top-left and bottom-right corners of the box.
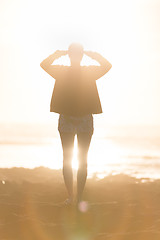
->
(77, 132), (93, 203)
(59, 131), (75, 202)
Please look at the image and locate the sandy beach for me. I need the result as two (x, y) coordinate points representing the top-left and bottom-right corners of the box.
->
(0, 167), (160, 240)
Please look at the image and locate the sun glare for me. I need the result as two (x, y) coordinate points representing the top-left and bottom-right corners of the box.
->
(72, 136), (79, 170)
(0, 0), (160, 175)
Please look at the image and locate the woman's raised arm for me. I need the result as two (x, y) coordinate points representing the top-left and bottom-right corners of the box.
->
(40, 50), (68, 69)
(84, 51), (112, 68)
(83, 51), (112, 80)
(40, 50), (68, 79)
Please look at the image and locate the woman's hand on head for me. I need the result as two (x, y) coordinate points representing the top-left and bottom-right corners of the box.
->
(50, 50), (68, 58)
(84, 51), (101, 59)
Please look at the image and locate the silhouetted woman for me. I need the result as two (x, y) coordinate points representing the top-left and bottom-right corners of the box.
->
(40, 42), (112, 205)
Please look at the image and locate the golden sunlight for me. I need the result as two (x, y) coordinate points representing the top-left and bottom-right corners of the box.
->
(0, 0), (159, 125)
(1, 1), (160, 238)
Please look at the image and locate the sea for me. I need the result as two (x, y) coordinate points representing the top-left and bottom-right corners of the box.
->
(0, 123), (160, 180)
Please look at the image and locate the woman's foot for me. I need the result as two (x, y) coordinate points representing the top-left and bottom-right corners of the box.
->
(63, 197), (74, 206)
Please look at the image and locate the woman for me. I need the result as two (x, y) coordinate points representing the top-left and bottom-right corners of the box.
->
(40, 42), (112, 205)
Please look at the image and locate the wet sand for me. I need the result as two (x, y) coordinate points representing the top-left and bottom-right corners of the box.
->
(0, 167), (160, 240)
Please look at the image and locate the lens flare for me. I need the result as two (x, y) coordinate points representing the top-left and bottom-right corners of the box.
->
(78, 201), (89, 213)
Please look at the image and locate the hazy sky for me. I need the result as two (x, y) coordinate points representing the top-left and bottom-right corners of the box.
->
(0, 0), (160, 126)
